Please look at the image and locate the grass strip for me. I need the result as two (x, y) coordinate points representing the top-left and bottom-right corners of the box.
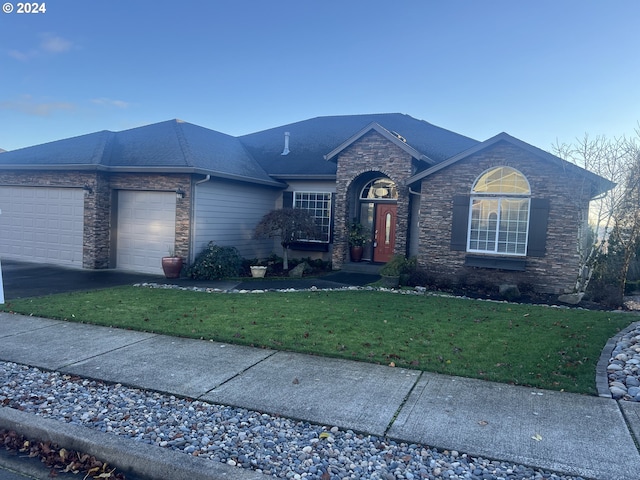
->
(2, 286), (633, 394)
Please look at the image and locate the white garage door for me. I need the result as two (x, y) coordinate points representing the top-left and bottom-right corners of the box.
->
(116, 190), (176, 275)
(0, 186), (84, 266)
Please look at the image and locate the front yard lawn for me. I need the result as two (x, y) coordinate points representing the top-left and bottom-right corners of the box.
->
(2, 287), (633, 394)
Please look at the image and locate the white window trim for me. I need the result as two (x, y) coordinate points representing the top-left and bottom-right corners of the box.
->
(466, 196), (531, 256)
(293, 191), (332, 243)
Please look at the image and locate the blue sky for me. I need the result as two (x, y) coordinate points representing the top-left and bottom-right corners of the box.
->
(1, 0), (638, 152)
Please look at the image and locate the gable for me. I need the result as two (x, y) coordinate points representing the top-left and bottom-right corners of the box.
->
(408, 132), (614, 199)
(334, 129), (417, 181)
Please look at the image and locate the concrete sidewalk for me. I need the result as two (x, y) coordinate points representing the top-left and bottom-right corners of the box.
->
(1, 312), (640, 480)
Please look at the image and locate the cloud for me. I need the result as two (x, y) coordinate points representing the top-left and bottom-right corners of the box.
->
(8, 50), (33, 61)
(7, 33), (74, 61)
(0, 95), (75, 116)
(40, 33), (73, 54)
(91, 98), (130, 109)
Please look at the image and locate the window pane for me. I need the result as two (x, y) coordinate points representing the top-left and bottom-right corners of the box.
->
(469, 197), (529, 255)
(497, 199), (529, 255)
(469, 199), (498, 252)
(294, 192), (332, 242)
(472, 167), (530, 194)
(360, 178), (398, 199)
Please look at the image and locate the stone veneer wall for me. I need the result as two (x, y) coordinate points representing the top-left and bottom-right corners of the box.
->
(332, 131), (414, 269)
(417, 142), (593, 294)
(0, 170), (193, 269)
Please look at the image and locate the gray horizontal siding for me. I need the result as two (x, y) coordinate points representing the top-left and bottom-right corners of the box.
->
(193, 179), (280, 260)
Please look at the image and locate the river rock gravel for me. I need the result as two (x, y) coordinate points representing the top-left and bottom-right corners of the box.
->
(0, 361), (587, 480)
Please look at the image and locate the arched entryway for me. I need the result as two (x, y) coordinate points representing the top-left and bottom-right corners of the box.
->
(354, 176), (398, 263)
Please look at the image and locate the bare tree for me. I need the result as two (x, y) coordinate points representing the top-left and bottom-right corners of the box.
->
(552, 127), (640, 296)
(254, 208), (320, 270)
(609, 143), (640, 300)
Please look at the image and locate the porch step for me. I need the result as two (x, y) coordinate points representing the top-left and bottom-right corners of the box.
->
(339, 262), (382, 275)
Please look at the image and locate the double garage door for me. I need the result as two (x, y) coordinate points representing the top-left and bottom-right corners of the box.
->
(0, 187), (176, 275)
(0, 186), (85, 267)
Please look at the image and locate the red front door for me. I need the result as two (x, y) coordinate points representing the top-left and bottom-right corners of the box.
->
(373, 204), (397, 263)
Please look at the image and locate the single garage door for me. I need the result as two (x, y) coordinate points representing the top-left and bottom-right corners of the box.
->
(116, 190), (176, 275)
(0, 186), (85, 266)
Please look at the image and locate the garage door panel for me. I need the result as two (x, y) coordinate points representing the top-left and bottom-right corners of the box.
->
(116, 191), (176, 275)
(0, 186), (84, 267)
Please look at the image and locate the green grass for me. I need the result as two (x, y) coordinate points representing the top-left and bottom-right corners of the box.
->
(2, 287), (633, 394)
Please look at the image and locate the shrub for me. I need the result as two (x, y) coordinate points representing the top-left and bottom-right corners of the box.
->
(625, 280), (640, 295)
(380, 255), (417, 285)
(406, 267), (436, 288)
(187, 242), (242, 280)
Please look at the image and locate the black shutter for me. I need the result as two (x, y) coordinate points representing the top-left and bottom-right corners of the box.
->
(527, 198), (549, 257)
(450, 195), (470, 251)
(329, 193), (335, 243)
(283, 191), (293, 208)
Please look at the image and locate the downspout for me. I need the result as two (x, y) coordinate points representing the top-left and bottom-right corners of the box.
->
(196, 174), (211, 186)
(190, 175), (211, 263)
(408, 186), (422, 256)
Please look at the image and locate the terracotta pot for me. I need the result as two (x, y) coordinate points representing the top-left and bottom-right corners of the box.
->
(350, 246), (364, 262)
(161, 257), (183, 278)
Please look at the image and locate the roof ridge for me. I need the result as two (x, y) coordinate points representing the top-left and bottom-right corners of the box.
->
(172, 119), (194, 167)
(95, 131), (115, 165)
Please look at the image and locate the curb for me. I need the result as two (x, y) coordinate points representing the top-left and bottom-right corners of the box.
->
(0, 407), (266, 480)
(596, 320), (640, 398)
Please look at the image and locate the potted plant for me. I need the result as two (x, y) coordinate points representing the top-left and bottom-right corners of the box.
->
(379, 255), (407, 288)
(250, 265), (268, 278)
(161, 247), (183, 279)
(348, 221), (368, 262)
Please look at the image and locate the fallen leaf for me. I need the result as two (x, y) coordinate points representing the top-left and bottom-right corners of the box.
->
(478, 420), (489, 426)
(292, 378), (299, 384)
(319, 432), (331, 439)
(531, 433), (543, 441)
(389, 362), (396, 367)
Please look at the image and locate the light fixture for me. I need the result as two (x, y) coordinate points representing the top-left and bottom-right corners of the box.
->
(83, 185), (93, 195)
(176, 188), (185, 199)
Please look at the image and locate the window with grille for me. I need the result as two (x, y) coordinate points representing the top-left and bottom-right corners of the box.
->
(468, 167), (531, 256)
(294, 192), (331, 242)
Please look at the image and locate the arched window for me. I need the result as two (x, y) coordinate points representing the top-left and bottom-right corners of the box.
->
(360, 178), (398, 200)
(468, 167), (531, 255)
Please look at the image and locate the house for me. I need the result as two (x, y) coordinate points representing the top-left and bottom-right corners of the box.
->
(0, 114), (613, 294)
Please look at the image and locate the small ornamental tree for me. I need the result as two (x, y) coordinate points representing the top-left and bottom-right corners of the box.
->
(254, 208), (320, 270)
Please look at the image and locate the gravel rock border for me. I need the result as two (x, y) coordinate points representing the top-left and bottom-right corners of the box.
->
(1, 361), (587, 480)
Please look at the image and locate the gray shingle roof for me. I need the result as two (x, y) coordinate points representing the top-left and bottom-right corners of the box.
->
(239, 113), (480, 178)
(0, 120), (280, 186)
(8, 115), (606, 195)
(0, 130), (113, 166)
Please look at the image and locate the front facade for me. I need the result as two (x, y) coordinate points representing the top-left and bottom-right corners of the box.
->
(0, 114), (611, 294)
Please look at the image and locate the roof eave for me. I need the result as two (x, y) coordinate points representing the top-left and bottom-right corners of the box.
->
(0, 164), (286, 188)
(0, 164), (102, 171)
(270, 174), (337, 181)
